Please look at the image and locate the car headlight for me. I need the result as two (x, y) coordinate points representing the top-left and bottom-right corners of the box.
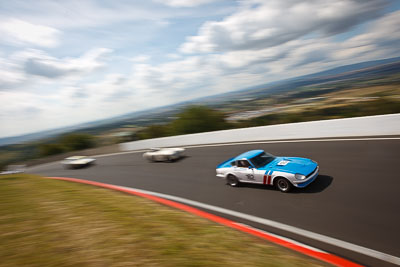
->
(295, 173), (306, 180)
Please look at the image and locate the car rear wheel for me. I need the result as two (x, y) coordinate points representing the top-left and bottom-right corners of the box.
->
(227, 174), (240, 187)
(276, 177), (292, 192)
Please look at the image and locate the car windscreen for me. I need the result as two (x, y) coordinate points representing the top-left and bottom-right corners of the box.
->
(249, 152), (276, 168)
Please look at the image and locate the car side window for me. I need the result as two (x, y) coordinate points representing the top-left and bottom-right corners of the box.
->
(237, 160), (250, 168)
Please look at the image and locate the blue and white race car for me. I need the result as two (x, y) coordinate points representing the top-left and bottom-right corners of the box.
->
(216, 150), (319, 192)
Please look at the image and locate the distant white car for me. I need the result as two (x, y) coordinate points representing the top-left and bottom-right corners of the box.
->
(0, 165), (26, 175)
(62, 156), (96, 169)
(143, 148), (185, 162)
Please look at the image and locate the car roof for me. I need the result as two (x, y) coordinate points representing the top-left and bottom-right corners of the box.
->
(234, 150), (264, 160)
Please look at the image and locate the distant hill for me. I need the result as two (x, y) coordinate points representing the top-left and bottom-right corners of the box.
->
(0, 105), (187, 146)
(195, 57), (400, 103)
(1, 56), (400, 146)
(300, 56), (400, 79)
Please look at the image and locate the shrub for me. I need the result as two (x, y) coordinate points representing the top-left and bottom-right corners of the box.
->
(59, 133), (95, 151)
(170, 106), (229, 135)
(39, 143), (64, 157)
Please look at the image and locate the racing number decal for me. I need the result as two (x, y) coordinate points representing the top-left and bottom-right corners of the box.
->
(246, 174), (255, 180)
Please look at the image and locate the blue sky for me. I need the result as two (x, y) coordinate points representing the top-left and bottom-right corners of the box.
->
(1, 0), (400, 138)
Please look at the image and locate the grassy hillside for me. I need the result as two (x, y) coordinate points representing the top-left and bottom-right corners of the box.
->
(0, 174), (328, 267)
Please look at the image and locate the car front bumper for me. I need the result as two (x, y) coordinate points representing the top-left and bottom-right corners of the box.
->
(292, 166), (319, 188)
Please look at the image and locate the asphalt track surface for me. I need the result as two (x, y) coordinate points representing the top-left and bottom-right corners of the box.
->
(29, 138), (400, 267)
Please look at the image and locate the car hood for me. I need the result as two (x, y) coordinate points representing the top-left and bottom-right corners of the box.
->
(258, 157), (317, 175)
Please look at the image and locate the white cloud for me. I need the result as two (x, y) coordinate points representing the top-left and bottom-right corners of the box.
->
(0, 56), (26, 89)
(338, 10), (400, 58)
(1, 1), (399, 138)
(0, 90), (46, 136)
(0, 18), (60, 47)
(130, 55), (151, 63)
(2, 1), (176, 30)
(155, 0), (217, 7)
(52, 8), (400, 115)
(128, 56), (221, 96)
(166, 53), (182, 59)
(85, 73), (130, 100)
(20, 48), (112, 79)
(216, 46), (286, 69)
(180, 0), (388, 53)
(0, 47), (112, 94)
(118, 10), (400, 101)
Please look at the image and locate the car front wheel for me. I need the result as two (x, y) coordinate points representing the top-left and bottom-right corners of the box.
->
(276, 178), (292, 192)
(227, 174), (240, 187)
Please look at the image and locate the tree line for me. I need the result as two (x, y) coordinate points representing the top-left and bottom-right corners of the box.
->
(137, 105), (231, 139)
(39, 133), (95, 157)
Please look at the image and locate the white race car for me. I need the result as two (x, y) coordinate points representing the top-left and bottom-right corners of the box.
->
(0, 165), (26, 175)
(62, 156), (96, 169)
(143, 148), (185, 162)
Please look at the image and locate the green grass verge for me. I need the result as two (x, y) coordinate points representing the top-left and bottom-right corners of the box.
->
(0, 174), (329, 266)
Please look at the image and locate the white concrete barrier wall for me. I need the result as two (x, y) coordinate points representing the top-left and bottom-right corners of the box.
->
(120, 113), (400, 151)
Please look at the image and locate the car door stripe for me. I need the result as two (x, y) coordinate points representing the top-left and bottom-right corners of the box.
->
(263, 170), (270, 184)
(267, 172), (272, 185)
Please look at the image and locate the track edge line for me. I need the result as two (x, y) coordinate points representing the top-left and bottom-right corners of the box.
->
(46, 176), (363, 267)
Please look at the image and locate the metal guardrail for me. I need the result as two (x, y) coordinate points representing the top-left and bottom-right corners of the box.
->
(120, 113), (400, 151)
